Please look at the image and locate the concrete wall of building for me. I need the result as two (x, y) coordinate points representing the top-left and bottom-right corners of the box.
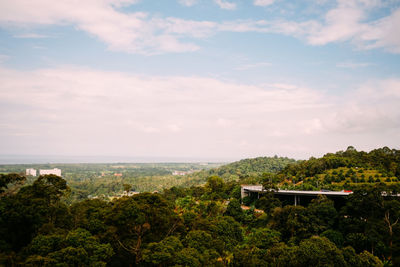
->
(26, 168), (37, 176)
(39, 168), (62, 176)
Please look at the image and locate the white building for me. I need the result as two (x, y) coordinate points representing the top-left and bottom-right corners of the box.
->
(172, 170), (196, 176)
(39, 168), (62, 176)
(26, 168), (37, 176)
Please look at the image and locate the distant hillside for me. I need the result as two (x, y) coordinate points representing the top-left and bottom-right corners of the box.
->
(277, 146), (400, 190)
(181, 156), (297, 186)
(209, 156), (297, 178)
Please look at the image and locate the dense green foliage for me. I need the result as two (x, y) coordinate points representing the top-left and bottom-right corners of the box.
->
(1, 174), (399, 266)
(281, 146), (400, 181)
(0, 163), (222, 202)
(0, 157), (295, 203)
(273, 146), (400, 191)
(1, 147), (399, 266)
(203, 156), (297, 181)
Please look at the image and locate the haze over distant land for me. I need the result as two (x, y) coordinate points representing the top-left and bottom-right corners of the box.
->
(0, 0), (399, 159)
(0, 155), (236, 164)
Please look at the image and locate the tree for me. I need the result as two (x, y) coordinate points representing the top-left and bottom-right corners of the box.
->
(224, 199), (243, 222)
(0, 175), (70, 252)
(229, 184), (242, 200)
(142, 236), (183, 266)
(255, 194), (281, 213)
(342, 246), (362, 266)
(0, 173), (26, 197)
(173, 248), (202, 267)
(358, 250), (383, 267)
(232, 246), (268, 266)
(307, 195), (338, 234)
(321, 230), (344, 248)
(25, 228), (114, 266)
(261, 173), (279, 187)
(340, 184), (399, 257)
(70, 199), (110, 235)
(263, 242), (296, 266)
(162, 186), (186, 202)
(294, 236), (346, 266)
(212, 216), (243, 252)
(32, 175), (70, 205)
(185, 230), (213, 253)
(382, 199), (400, 260)
(105, 193), (178, 265)
(270, 205), (311, 242)
(105, 197), (149, 264)
(123, 184), (132, 193)
(245, 228), (281, 250)
(27, 233), (64, 257)
(204, 176), (226, 199)
(184, 230), (220, 265)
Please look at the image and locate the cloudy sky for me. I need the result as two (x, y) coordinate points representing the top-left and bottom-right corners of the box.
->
(0, 0), (399, 161)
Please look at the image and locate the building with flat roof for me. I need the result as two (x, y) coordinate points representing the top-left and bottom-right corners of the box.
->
(26, 168), (37, 176)
(241, 184), (352, 206)
(39, 168), (62, 176)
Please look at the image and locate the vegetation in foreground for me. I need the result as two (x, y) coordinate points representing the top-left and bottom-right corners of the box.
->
(0, 146), (399, 266)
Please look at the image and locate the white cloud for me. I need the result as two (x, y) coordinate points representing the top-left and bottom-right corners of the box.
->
(0, 54), (9, 63)
(13, 33), (49, 38)
(158, 18), (216, 38)
(336, 61), (372, 68)
(0, 0), (201, 54)
(167, 124), (182, 133)
(217, 1), (400, 54)
(363, 8), (400, 53)
(0, 0), (399, 54)
(0, 66), (324, 157)
(178, 0), (198, 7)
(214, 0), (236, 10)
(0, 66), (399, 158)
(32, 45), (47, 50)
(312, 79), (400, 134)
(282, 1), (400, 53)
(235, 62), (271, 70)
(305, 4), (366, 45)
(253, 0), (275, 7)
(142, 126), (160, 133)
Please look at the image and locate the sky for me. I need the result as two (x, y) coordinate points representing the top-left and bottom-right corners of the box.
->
(0, 0), (400, 161)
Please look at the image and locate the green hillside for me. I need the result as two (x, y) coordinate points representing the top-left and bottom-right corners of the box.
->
(275, 146), (400, 190)
(185, 156), (297, 185)
(209, 156), (297, 177)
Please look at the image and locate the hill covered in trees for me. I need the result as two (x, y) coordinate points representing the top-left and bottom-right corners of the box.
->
(182, 156), (297, 186)
(207, 156), (297, 179)
(271, 146), (400, 191)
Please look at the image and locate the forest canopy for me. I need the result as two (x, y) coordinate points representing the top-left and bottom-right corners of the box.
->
(0, 147), (399, 266)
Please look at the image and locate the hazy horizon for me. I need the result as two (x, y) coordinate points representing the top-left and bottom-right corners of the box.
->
(0, 154), (239, 165)
(0, 145), (393, 164)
